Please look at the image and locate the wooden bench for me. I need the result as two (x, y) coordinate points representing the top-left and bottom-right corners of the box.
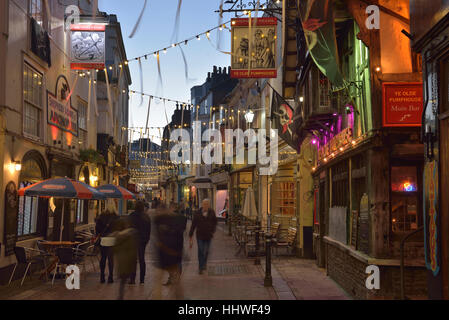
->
(273, 227), (297, 255)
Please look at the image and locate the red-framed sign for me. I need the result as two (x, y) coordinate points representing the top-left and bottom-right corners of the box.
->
(70, 24), (106, 70)
(382, 82), (423, 127)
(231, 17), (278, 79)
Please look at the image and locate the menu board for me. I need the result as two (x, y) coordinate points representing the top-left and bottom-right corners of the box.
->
(358, 194), (369, 254)
(3, 182), (18, 256)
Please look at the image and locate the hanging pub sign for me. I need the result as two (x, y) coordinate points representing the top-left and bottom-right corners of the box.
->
(47, 75), (78, 136)
(383, 82), (423, 127)
(70, 24), (106, 70)
(231, 17), (277, 78)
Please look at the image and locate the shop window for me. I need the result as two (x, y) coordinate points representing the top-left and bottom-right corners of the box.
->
(76, 200), (87, 225)
(17, 182), (39, 237)
(391, 166), (420, 233)
(332, 160), (349, 207)
(23, 63), (42, 139)
(272, 181), (296, 216)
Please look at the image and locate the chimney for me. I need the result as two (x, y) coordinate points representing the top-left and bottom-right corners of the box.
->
(213, 66), (218, 74)
(219, 67), (222, 74)
(207, 72), (211, 81)
(228, 66), (231, 74)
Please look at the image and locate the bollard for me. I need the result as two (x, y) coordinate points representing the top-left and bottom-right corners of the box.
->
(264, 233), (272, 287)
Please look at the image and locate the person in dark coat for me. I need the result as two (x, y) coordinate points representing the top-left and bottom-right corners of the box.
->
(95, 202), (120, 283)
(152, 203), (187, 299)
(189, 199), (217, 274)
(111, 217), (138, 300)
(128, 200), (151, 284)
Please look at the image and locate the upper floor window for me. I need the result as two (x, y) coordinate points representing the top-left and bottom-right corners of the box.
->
(29, 0), (50, 32)
(319, 72), (331, 107)
(23, 63), (43, 139)
(78, 98), (88, 131)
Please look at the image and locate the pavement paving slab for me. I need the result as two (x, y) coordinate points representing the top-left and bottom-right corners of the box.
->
(0, 221), (350, 300)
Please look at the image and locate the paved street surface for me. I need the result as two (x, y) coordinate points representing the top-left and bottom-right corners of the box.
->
(1, 221), (349, 300)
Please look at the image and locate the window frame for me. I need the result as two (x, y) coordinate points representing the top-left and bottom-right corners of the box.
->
(23, 62), (43, 140)
(389, 160), (423, 238)
(29, 0), (51, 33)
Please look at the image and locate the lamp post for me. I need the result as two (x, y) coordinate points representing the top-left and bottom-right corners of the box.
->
(244, 109), (261, 265)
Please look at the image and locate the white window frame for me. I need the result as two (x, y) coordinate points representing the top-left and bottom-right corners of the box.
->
(29, 0), (51, 33)
(23, 62), (43, 141)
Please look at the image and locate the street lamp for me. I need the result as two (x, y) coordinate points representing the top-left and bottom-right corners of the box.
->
(244, 110), (255, 124)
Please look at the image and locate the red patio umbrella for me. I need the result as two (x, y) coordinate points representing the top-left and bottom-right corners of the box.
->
(96, 184), (136, 200)
(18, 178), (106, 241)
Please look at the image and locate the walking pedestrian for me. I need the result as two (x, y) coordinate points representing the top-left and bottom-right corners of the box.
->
(189, 199), (217, 274)
(153, 202), (187, 299)
(128, 200), (151, 284)
(111, 217), (138, 300)
(95, 201), (119, 284)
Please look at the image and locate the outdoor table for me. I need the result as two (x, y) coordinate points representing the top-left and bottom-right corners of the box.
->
(39, 241), (81, 279)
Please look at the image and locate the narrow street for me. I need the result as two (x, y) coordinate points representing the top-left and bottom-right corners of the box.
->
(1, 221), (349, 300)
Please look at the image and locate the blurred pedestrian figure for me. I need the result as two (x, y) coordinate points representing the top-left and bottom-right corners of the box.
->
(111, 217), (138, 300)
(128, 200), (151, 284)
(95, 201), (119, 283)
(153, 202), (187, 299)
(189, 199), (217, 274)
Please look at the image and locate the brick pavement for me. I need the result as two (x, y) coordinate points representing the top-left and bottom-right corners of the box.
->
(0, 221), (350, 300)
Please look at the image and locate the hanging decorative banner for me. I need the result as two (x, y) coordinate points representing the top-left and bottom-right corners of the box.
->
(70, 24), (106, 70)
(382, 82), (423, 127)
(231, 17), (277, 78)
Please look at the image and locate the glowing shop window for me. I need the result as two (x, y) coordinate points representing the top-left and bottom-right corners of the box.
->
(391, 166), (418, 192)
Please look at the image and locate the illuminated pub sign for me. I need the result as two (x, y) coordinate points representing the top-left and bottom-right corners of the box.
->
(382, 82), (423, 127)
(47, 93), (78, 136)
(318, 127), (352, 162)
(47, 75), (78, 137)
(231, 17), (277, 78)
(70, 24), (106, 70)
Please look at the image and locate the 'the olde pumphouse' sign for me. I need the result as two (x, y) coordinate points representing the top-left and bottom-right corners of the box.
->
(382, 82), (423, 127)
(47, 92), (78, 136)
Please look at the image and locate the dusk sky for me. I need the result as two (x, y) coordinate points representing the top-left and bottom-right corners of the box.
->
(98, 0), (234, 144)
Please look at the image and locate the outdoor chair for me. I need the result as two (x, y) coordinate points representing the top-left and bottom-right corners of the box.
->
(76, 241), (98, 273)
(52, 247), (78, 286)
(9, 246), (48, 286)
(273, 227), (297, 256)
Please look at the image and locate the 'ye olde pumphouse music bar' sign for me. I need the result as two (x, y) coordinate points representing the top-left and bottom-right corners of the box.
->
(382, 82), (423, 127)
(231, 17), (278, 78)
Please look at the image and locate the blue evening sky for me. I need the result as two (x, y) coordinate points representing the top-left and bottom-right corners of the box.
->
(98, 0), (234, 144)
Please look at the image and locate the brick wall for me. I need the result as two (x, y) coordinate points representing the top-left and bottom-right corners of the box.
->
(326, 241), (428, 299)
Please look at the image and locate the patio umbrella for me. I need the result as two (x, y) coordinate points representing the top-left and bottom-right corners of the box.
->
(18, 177), (106, 241)
(242, 187), (258, 220)
(96, 184), (136, 200)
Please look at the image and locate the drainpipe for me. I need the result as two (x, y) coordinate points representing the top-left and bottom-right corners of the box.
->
(400, 226), (424, 300)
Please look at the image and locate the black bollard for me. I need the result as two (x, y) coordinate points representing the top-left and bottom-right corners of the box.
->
(264, 233), (272, 287)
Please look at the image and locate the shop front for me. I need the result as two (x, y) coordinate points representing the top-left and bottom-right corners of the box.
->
(229, 166), (254, 220)
(410, 0), (449, 299)
(269, 144), (297, 245)
(210, 169), (230, 219)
